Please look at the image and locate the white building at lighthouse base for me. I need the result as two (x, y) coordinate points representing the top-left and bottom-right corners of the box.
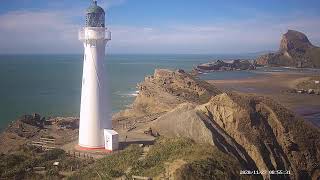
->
(104, 129), (119, 151)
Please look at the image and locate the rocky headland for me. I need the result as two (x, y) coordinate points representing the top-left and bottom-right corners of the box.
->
(113, 69), (320, 180)
(256, 30), (320, 68)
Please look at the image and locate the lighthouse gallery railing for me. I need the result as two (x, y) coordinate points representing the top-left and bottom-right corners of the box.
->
(79, 27), (111, 41)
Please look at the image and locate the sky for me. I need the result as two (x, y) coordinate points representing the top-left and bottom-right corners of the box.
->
(0, 0), (320, 54)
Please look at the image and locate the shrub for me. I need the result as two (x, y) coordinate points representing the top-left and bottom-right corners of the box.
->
(46, 168), (59, 176)
(42, 149), (65, 161)
(70, 145), (142, 179)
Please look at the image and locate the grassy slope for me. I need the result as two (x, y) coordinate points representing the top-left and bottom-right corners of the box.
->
(0, 147), (92, 179)
(70, 137), (244, 180)
(70, 145), (143, 179)
(0, 137), (256, 179)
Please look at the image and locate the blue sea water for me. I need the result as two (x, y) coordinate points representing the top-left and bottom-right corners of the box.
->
(0, 54), (259, 130)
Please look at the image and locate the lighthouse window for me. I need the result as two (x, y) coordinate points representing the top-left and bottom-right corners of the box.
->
(86, 13), (105, 27)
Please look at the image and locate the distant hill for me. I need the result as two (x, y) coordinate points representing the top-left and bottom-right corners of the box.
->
(256, 30), (320, 68)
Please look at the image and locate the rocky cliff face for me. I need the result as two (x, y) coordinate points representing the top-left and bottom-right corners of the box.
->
(256, 30), (320, 68)
(116, 69), (320, 180)
(114, 69), (221, 118)
(199, 93), (319, 180)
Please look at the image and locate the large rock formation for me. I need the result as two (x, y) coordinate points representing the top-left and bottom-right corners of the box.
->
(196, 59), (255, 72)
(256, 30), (320, 68)
(199, 93), (320, 180)
(116, 69), (320, 180)
(114, 69), (221, 118)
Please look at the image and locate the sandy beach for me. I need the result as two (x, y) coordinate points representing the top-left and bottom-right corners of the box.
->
(207, 71), (320, 126)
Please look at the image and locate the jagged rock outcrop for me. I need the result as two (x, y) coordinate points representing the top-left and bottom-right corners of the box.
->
(199, 93), (320, 180)
(117, 69), (320, 180)
(196, 59), (255, 72)
(256, 30), (320, 68)
(114, 69), (221, 118)
(5, 114), (45, 138)
(0, 115), (79, 154)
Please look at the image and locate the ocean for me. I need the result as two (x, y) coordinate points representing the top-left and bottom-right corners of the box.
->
(0, 54), (258, 130)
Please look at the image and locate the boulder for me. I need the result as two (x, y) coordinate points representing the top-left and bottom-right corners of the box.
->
(308, 89), (315, 94)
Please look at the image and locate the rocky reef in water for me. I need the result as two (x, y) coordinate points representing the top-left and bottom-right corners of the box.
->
(114, 69), (320, 179)
(194, 59), (256, 73)
(256, 30), (320, 68)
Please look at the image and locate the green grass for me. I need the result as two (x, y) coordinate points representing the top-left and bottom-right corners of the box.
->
(129, 137), (241, 179)
(1, 138), (245, 179)
(130, 137), (196, 177)
(175, 158), (241, 180)
(0, 147), (93, 179)
(69, 144), (143, 180)
(68, 137), (242, 179)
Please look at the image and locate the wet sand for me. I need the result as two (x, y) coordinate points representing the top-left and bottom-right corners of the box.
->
(207, 71), (320, 127)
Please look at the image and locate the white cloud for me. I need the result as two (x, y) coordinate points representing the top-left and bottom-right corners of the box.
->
(0, 9), (319, 54)
(109, 16), (320, 53)
(0, 10), (81, 53)
(0, 0), (128, 54)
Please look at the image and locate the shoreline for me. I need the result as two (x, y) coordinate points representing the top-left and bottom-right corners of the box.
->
(1, 69), (319, 129)
(207, 71), (320, 126)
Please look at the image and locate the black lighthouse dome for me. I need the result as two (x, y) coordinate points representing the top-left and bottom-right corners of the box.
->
(85, 0), (105, 27)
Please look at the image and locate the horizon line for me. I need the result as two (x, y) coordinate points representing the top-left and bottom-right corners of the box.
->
(0, 51), (272, 56)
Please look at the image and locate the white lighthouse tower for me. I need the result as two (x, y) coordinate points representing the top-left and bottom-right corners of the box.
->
(78, 0), (117, 150)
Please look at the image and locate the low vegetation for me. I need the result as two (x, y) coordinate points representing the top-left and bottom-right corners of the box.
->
(69, 137), (243, 179)
(296, 77), (320, 91)
(0, 146), (93, 179)
(70, 144), (143, 179)
(129, 137), (242, 179)
(0, 137), (262, 179)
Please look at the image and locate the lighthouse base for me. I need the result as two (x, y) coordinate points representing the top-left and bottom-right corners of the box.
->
(75, 129), (119, 152)
(75, 145), (112, 153)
